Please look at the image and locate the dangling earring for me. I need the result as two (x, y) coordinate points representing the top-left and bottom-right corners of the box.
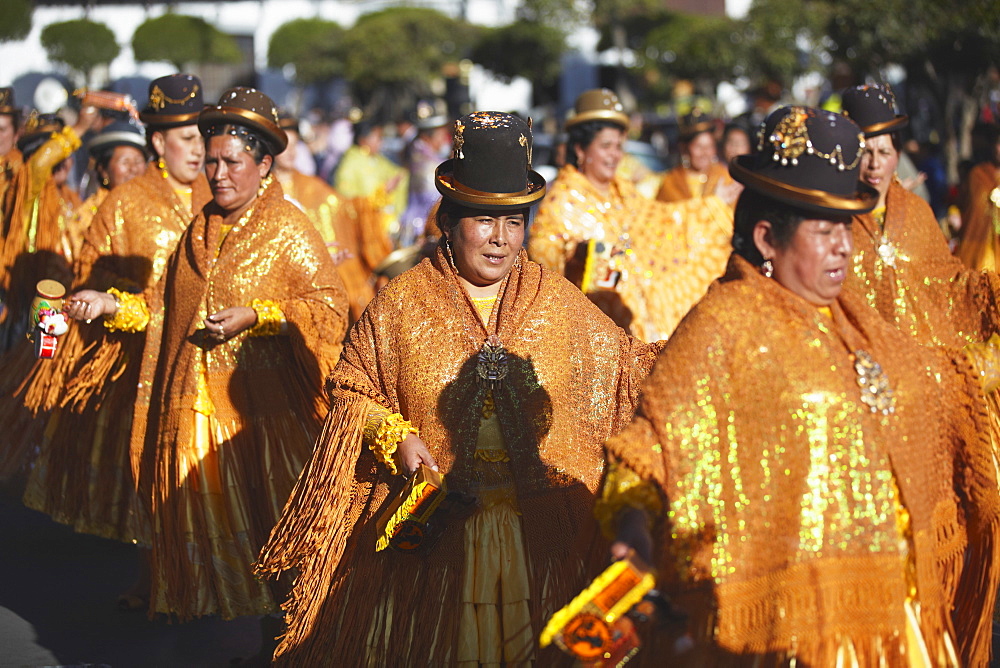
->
(157, 157), (169, 179)
(445, 238), (458, 272)
(257, 174), (272, 198)
(761, 259), (774, 278)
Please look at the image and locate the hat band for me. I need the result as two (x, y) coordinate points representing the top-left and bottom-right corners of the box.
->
(859, 115), (907, 137)
(566, 109), (629, 130)
(451, 176), (528, 199)
(141, 111), (200, 127)
(732, 162), (876, 213)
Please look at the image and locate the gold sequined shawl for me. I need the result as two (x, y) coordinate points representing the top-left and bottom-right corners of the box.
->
(605, 254), (1000, 666)
(284, 170), (389, 321)
(847, 179), (1000, 347)
(0, 146), (22, 216)
(956, 161), (1000, 271)
(257, 245), (663, 664)
(20, 166), (212, 413)
(655, 161), (731, 203)
(130, 178), (348, 616)
(528, 164), (732, 341)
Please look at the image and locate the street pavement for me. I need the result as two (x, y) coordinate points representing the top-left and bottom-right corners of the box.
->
(0, 497), (260, 668)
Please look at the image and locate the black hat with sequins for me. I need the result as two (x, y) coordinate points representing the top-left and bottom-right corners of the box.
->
(0, 87), (18, 118)
(140, 74), (203, 129)
(16, 112), (65, 155)
(199, 87), (288, 156)
(729, 105), (878, 216)
(840, 84), (908, 138)
(434, 111), (546, 212)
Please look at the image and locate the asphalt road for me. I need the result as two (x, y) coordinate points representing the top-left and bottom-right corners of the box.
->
(0, 497), (261, 668)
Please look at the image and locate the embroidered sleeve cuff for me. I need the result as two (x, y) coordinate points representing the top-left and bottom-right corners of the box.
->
(965, 333), (1000, 395)
(595, 460), (663, 540)
(104, 287), (149, 333)
(248, 298), (286, 337)
(363, 406), (418, 475)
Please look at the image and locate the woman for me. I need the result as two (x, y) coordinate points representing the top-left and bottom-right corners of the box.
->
(14, 76), (209, 567)
(655, 110), (731, 204)
(257, 111), (663, 665)
(955, 122), (1000, 270)
(529, 89), (737, 341)
(720, 122), (751, 163)
(841, 84), (1000, 353)
(601, 107), (1000, 666)
(67, 87), (349, 625)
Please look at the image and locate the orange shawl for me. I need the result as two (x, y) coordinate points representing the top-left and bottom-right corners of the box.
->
(605, 254), (1000, 666)
(955, 161), (1000, 270)
(655, 161), (731, 203)
(132, 178), (348, 619)
(258, 246), (663, 664)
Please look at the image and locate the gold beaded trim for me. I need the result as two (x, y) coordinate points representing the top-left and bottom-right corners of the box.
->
(758, 106), (865, 172)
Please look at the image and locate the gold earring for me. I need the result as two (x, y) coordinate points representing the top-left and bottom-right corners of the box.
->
(762, 259), (774, 278)
(157, 157), (168, 179)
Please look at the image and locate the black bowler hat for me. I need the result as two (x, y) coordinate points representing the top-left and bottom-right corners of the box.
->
(140, 74), (203, 128)
(730, 106), (877, 216)
(840, 84), (908, 138)
(679, 108), (716, 140)
(434, 111), (546, 211)
(0, 88), (17, 118)
(16, 112), (65, 154)
(88, 120), (147, 158)
(199, 87), (288, 156)
(277, 109), (299, 136)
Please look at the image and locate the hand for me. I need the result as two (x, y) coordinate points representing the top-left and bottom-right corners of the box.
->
(65, 290), (117, 323)
(611, 507), (653, 565)
(203, 306), (257, 342)
(72, 105), (101, 137)
(899, 171), (927, 192)
(396, 433), (438, 476)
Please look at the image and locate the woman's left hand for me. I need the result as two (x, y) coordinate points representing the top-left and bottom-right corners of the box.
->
(204, 306), (257, 342)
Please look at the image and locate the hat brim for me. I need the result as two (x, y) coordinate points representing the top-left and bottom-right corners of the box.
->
(730, 155), (878, 217)
(434, 159), (546, 211)
(140, 110), (201, 129)
(680, 120), (716, 140)
(199, 106), (288, 154)
(861, 114), (908, 138)
(0, 106), (18, 117)
(416, 115), (449, 131)
(88, 131), (147, 157)
(565, 109), (629, 131)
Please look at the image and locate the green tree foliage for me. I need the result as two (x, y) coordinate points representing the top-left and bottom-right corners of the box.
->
(471, 22), (565, 88)
(267, 18), (344, 85)
(0, 0), (32, 43)
(644, 14), (742, 82)
(133, 13), (242, 71)
(41, 19), (120, 81)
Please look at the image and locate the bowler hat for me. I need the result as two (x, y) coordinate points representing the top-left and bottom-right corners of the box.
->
(88, 120), (147, 158)
(435, 111), (546, 211)
(0, 88), (17, 117)
(679, 109), (716, 141)
(199, 87), (288, 155)
(140, 74), (203, 129)
(730, 106), (877, 216)
(16, 112), (65, 154)
(566, 89), (629, 131)
(840, 84), (908, 138)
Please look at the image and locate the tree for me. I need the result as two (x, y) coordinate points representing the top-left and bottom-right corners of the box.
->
(471, 22), (566, 103)
(339, 8), (477, 119)
(41, 18), (120, 84)
(267, 18), (345, 85)
(132, 13), (242, 71)
(0, 0), (31, 43)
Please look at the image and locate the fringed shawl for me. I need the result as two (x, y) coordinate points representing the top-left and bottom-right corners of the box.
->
(258, 245), (663, 664)
(605, 254), (1000, 666)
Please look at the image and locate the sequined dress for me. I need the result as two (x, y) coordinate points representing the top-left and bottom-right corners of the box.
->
(654, 161), (731, 204)
(528, 164), (732, 341)
(257, 245), (663, 665)
(119, 178), (348, 620)
(18, 167), (211, 544)
(600, 253), (1000, 667)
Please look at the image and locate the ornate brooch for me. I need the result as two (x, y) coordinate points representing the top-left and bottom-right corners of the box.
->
(476, 334), (508, 390)
(761, 106), (865, 171)
(853, 350), (895, 414)
(453, 119), (465, 159)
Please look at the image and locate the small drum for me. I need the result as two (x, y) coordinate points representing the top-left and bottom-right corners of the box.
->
(34, 333), (59, 359)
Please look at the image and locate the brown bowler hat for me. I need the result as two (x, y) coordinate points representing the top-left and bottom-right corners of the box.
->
(435, 111), (545, 211)
(199, 87), (288, 155)
(730, 106), (877, 217)
(840, 84), (908, 138)
(140, 74), (203, 129)
(565, 89), (629, 131)
(0, 88), (18, 117)
(679, 108), (716, 140)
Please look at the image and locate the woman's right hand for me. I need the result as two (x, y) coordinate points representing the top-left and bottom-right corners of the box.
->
(64, 290), (117, 323)
(611, 507), (653, 565)
(396, 433), (438, 476)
